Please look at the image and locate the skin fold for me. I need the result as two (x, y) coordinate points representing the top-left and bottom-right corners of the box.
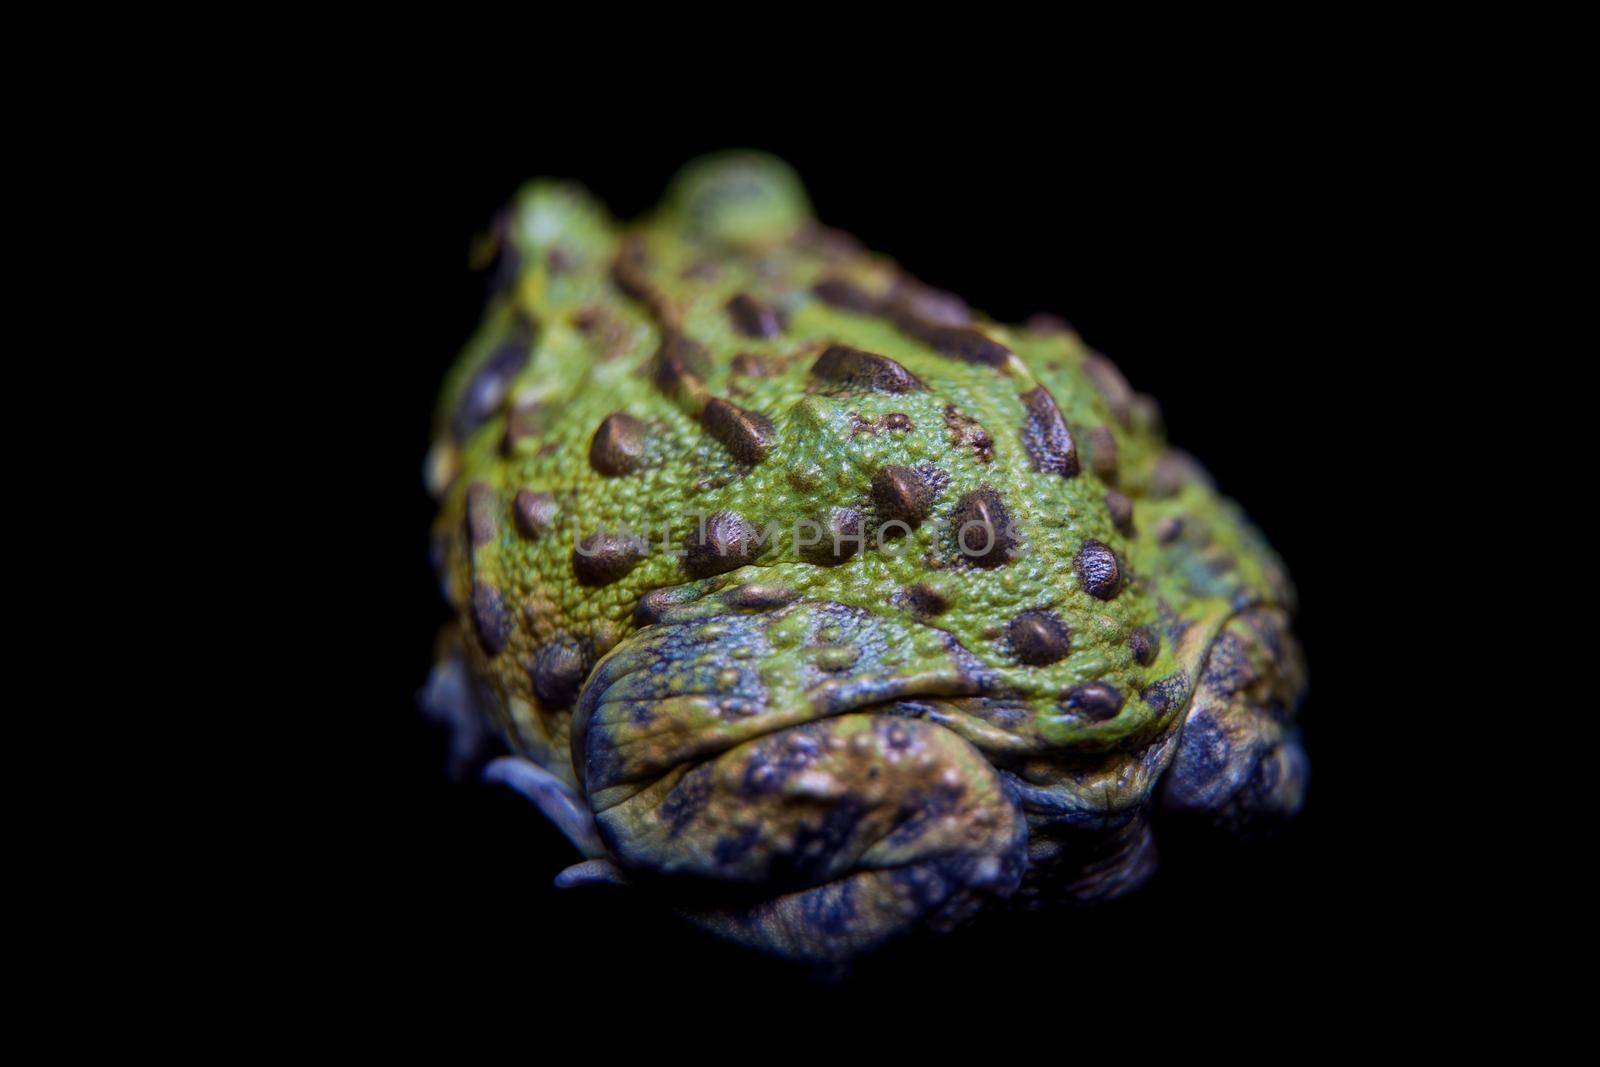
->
(422, 152), (1308, 962)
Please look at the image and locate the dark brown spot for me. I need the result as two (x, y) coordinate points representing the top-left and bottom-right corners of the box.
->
(943, 405), (995, 463)
(569, 307), (631, 361)
(1026, 312), (1075, 335)
(1131, 393), (1164, 434)
(452, 341), (530, 441)
(609, 241), (651, 301)
(684, 511), (761, 577)
(899, 319), (1012, 367)
(1149, 450), (1211, 499)
(888, 278), (970, 326)
(573, 533), (644, 586)
(723, 584), (799, 610)
(1105, 491), (1135, 536)
(681, 259), (719, 282)
(469, 580), (510, 657)
(1081, 353), (1134, 426)
(950, 487), (1016, 568)
(903, 583), (949, 618)
(611, 239), (676, 325)
(1155, 517), (1185, 545)
(1128, 626), (1160, 667)
(513, 490), (557, 539)
(800, 507), (865, 566)
(812, 276), (882, 313)
(1087, 426), (1119, 482)
(1007, 610), (1071, 666)
(1062, 682), (1124, 722)
(810, 345), (924, 393)
(1018, 386), (1079, 478)
(651, 330), (710, 399)
(726, 294), (784, 339)
(882, 413), (912, 432)
(501, 402), (546, 455)
(1075, 539), (1122, 599)
(589, 412), (648, 476)
(872, 465), (935, 528)
(731, 353), (774, 377)
(795, 222), (865, 260)
(531, 637), (588, 709)
(546, 248), (575, 273)
(465, 482), (497, 548)
(702, 398), (774, 464)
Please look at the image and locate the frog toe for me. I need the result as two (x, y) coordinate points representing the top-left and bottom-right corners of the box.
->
(418, 624), (505, 780)
(483, 756), (605, 859)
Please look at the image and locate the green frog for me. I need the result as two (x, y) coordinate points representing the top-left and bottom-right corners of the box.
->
(422, 152), (1307, 962)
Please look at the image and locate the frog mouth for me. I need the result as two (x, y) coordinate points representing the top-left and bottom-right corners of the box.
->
(571, 595), (1001, 805)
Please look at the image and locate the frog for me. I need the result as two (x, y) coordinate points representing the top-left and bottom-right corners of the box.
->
(421, 152), (1308, 963)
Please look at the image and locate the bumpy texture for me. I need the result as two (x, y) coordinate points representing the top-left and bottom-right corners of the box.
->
(423, 153), (1308, 962)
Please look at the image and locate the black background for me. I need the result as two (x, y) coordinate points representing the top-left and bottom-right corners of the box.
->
(343, 114), (1406, 1013)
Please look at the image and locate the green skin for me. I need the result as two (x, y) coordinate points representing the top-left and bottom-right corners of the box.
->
(426, 153), (1308, 962)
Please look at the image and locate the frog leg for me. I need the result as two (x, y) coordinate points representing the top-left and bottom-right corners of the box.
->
(476, 757), (624, 882)
(1158, 606), (1309, 835)
(571, 601), (1028, 962)
(482, 757), (606, 859)
(417, 623), (505, 780)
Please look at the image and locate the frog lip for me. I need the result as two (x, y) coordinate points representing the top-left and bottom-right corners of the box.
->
(577, 671), (997, 807)
(571, 600), (1007, 801)
(803, 668), (987, 717)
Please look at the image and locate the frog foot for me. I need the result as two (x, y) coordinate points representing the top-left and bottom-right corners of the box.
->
(483, 756), (605, 859)
(1159, 606), (1309, 836)
(417, 623), (505, 780)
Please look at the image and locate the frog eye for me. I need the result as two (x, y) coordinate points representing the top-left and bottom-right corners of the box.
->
(664, 151), (812, 246)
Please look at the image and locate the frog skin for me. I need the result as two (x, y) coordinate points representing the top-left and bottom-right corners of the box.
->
(422, 153), (1308, 962)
